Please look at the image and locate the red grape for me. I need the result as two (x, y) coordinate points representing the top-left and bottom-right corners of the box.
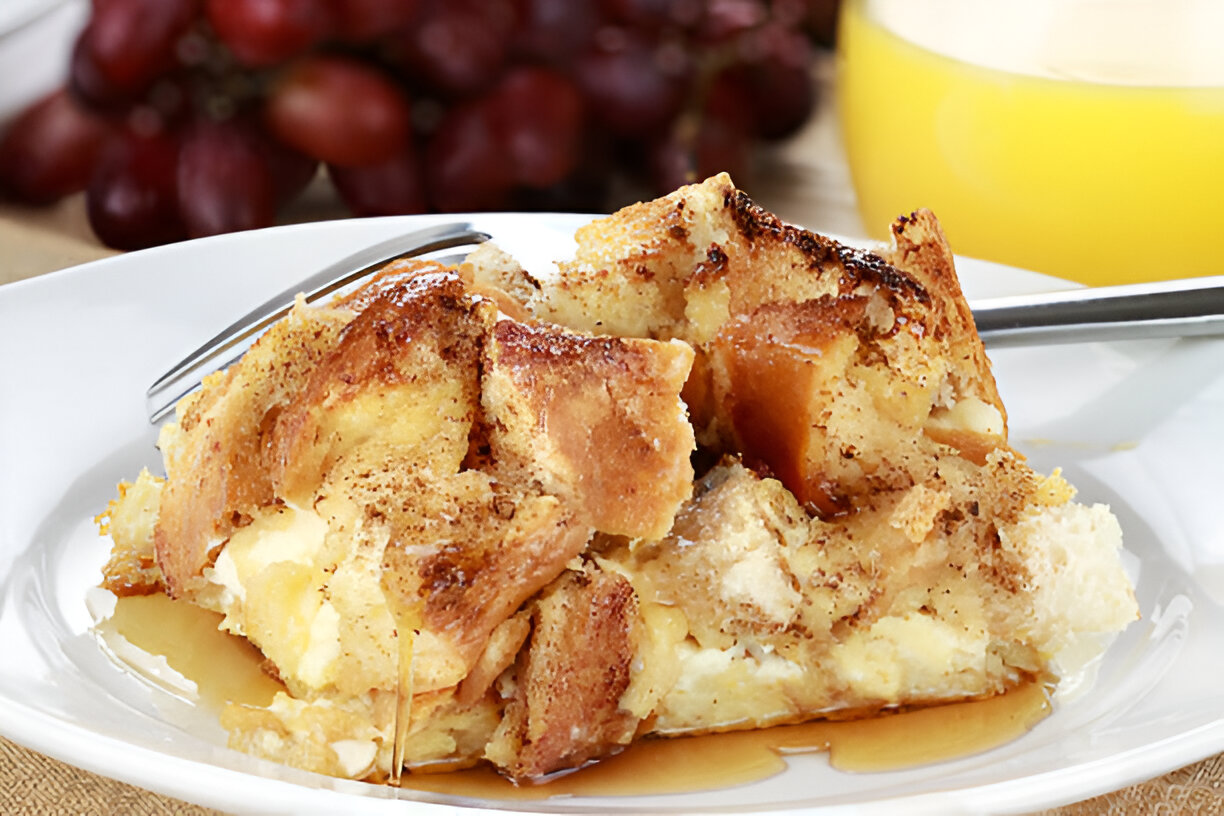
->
(87, 130), (186, 250)
(177, 116), (277, 237)
(727, 22), (815, 140)
(70, 0), (199, 109)
(0, 89), (114, 204)
(7, 0), (829, 247)
(652, 64), (754, 192)
(693, 0), (766, 44)
(799, 0), (842, 47)
(328, 149), (426, 216)
(424, 101), (513, 212)
(264, 55), (412, 166)
(510, 0), (598, 63)
(574, 29), (690, 139)
(261, 136), (318, 206)
(600, 0), (700, 29)
(488, 67), (584, 188)
(327, 0), (421, 42)
(704, 69), (755, 125)
(205, 0), (332, 67)
(69, 35), (123, 110)
(652, 116), (752, 193)
(398, 3), (510, 98)
(510, 152), (611, 212)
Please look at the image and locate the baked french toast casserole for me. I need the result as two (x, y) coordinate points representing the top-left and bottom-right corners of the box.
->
(98, 174), (1137, 783)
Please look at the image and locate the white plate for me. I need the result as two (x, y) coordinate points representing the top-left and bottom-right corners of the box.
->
(1, 214), (1222, 815)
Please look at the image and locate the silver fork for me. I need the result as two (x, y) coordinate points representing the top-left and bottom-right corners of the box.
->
(145, 221), (1224, 423)
(145, 221), (492, 422)
(971, 275), (1224, 348)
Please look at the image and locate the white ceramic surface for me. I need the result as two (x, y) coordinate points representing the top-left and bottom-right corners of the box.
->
(0, 0), (83, 123)
(1, 214), (1222, 815)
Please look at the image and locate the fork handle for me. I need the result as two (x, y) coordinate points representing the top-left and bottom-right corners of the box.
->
(971, 275), (1224, 347)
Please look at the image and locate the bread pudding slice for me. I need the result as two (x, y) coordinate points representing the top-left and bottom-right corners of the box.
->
(100, 175), (1136, 785)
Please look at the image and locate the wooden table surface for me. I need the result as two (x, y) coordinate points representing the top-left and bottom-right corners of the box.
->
(2, 55), (1222, 816)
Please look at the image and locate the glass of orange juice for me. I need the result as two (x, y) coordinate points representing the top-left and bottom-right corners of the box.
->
(836, 0), (1224, 285)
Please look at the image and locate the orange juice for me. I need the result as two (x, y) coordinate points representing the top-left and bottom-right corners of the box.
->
(836, 0), (1224, 285)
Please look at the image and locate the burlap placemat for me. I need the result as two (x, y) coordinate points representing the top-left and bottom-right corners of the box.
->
(5, 732), (1224, 814)
(0, 198), (117, 286)
(1, 737), (218, 816)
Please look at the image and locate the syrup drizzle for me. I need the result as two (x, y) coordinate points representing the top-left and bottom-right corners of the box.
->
(401, 680), (1051, 799)
(101, 594), (1052, 799)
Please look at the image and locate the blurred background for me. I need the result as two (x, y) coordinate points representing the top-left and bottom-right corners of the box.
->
(0, 0), (846, 268)
(4, 0), (1223, 287)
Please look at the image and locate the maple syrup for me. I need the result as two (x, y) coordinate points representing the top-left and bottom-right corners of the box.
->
(400, 680), (1052, 799)
(100, 593), (283, 709)
(101, 594), (1052, 799)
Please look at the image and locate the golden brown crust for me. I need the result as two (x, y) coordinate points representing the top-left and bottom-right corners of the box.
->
(153, 302), (354, 597)
(381, 486), (592, 693)
(538, 173), (845, 341)
(526, 176), (1007, 504)
(483, 320), (695, 540)
(487, 564), (641, 779)
(883, 208), (1007, 430)
(270, 270), (489, 505)
(330, 258), (455, 313)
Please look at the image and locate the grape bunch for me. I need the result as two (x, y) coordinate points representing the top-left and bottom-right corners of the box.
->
(0, 0), (839, 250)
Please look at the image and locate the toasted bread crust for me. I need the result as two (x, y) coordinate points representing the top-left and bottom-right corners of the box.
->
(487, 564), (641, 778)
(270, 270), (489, 505)
(884, 208), (1006, 428)
(153, 301), (355, 596)
(485, 320), (695, 539)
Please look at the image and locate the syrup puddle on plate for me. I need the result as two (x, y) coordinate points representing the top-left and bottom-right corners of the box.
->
(96, 592), (284, 709)
(401, 681), (1052, 799)
(98, 593), (1052, 798)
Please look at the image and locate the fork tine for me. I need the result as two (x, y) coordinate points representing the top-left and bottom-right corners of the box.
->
(146, 221), (492, 423)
